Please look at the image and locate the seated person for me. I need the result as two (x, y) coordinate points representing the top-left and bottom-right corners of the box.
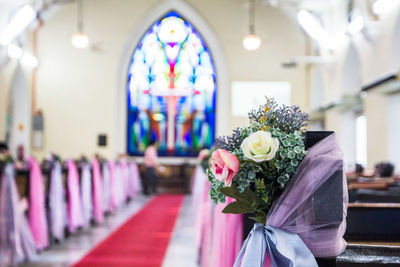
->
(375, 162), (395, 177)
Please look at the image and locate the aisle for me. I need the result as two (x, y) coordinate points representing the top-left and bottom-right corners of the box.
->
(74, 194), (184, 267)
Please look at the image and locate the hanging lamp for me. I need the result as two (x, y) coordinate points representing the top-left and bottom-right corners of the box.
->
(71, 0), (89, 48)
(242, 0), (261, 51)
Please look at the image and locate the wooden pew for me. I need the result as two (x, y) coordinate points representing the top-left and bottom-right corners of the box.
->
(345, 203), (400, 241)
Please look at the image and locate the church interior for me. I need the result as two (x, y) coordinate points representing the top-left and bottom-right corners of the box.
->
(1, 0), (400, 266)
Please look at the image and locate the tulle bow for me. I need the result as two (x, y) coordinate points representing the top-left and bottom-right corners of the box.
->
(234, 223), (317, 267)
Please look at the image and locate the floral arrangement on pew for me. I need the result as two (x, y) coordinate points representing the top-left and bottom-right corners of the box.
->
(0, 151), (13, 164)
(206, 98), (347, 266)
(207, 98), (308, 224)
(198, 149), (211, 172)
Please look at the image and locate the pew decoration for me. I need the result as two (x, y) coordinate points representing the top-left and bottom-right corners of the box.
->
(29, 157), (49, 250)
(102, 159), (111, 213)
(67, 159), (85, 233)
(0, 153), (142, 265)
(128, 161), (141, 198)
(80, 160), (93, 229)
(193, 151), (244, 267)
(91, 157), (104, 223)
(49, 160), (66, 241)
(0, 159), (36, 265)
(206, 98), (348, 266)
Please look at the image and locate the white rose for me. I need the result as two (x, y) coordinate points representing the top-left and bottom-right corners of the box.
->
(241, 131), (279, 162)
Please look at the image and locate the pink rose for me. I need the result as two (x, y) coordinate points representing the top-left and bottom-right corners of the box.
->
(210, 149), (240, 186)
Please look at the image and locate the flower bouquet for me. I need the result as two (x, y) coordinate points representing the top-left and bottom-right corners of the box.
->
(207, 98), (347, 266)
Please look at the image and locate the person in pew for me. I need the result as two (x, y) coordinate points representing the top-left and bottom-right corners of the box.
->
(0, 142), (7, 153)
(15, 144), (28, 170)
(375, 162), (395, 177)
(143, 139), (164, 195)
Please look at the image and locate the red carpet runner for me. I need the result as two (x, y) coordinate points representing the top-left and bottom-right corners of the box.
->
(74, 194), (184, 267)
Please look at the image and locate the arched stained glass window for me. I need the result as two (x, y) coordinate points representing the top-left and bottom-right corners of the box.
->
(127, 11), (216, 156)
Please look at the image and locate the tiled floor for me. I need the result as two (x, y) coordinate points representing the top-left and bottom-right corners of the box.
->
(19, 194), (198, 267)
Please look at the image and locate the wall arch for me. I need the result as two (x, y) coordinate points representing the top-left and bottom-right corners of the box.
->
(114, 0), (229, 156)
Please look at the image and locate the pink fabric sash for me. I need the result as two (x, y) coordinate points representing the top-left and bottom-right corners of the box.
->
(28, 157), (49, 250)
(209, 197), (243, 267)
(91, 158), (104, 223)
(120, 160), (129, 203)
(194, 167), (208, 249)
(192, 166), (206, 219)
(127, 162), (136, 198)
(195, 166), (243, 267)
(67, 160), (84, 233)
(101, 162), (111, 212)
(108, 160), (117, 212)
(129, 162), (141, 196)
(114, 163), (124, 207)
(199, 179), (213, 267)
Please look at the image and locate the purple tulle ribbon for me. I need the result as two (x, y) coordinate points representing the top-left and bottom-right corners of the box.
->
(49, 162), (66, 241)
(235, 133), (348, 267)
(80, 163), (93, 228)
(0, 165), (36, 264)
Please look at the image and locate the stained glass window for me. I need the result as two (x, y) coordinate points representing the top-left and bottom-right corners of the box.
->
(127, 11), (216, 156)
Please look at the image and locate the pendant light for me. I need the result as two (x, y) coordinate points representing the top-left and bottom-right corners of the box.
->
(71, 0), (89, 48)
(242, 0), (261, 51)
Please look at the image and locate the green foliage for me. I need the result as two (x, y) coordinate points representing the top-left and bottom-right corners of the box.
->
(220, 184), (257, 203)
(207, 168), (226, 203)
(222, 201), (255, 214)
(220, 185), (267, 224)
(270, 128), (306, 188)
(234, 161), (262, 192)
(248, 98), (309, 134)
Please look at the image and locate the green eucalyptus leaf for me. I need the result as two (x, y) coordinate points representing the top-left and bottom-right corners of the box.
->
(283, 140), (290, 147)
(219, 186), (239, 199)
(222, 201), (254, 214)
(279, 150), (287, 158)
(240, 188), (257, 202)
(248, 170), (256, 179)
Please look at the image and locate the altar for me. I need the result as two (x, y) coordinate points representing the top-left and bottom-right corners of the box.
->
(133, 157), (198, 194)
